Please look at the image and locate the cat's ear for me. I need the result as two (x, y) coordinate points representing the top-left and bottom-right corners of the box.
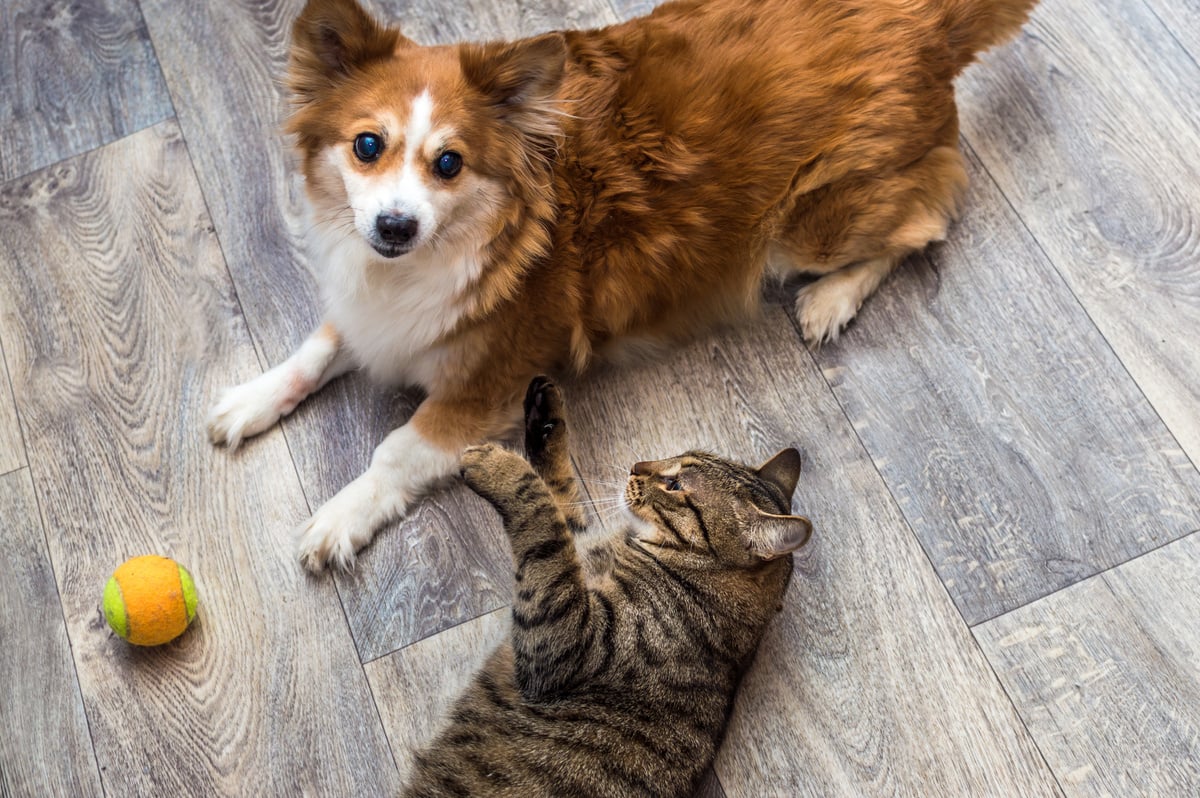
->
(756, 448), (802, 502)
(748, 509), (813, 560)
(290, 0), (409, 102)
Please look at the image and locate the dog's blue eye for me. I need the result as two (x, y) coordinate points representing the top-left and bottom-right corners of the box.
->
(353, 133), (382, 162)
(665, 478), (682, 491)
(435, 151), (463, 178)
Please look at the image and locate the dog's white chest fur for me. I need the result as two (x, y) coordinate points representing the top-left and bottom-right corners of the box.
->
(308, 221), (481, 387)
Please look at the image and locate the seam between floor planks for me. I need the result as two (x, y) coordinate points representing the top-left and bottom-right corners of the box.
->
(29, 464), (108, 797)
(956, 136), (1200, 488)
(777, 298), (1070, 797)
(970, 526), (1200, 631)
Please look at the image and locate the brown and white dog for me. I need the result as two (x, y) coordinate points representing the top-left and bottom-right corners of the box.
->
(208, 0), (1035, 571)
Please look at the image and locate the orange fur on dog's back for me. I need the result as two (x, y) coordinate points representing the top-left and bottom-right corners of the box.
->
(209, 0), (1035, 571)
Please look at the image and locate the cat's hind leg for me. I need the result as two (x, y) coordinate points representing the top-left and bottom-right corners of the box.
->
(524, 376), (587, 532)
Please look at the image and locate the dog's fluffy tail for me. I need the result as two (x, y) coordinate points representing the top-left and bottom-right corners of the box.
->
(937, 0), (1037, 70)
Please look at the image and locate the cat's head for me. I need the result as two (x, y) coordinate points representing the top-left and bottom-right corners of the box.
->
(623, 448), (812, 568)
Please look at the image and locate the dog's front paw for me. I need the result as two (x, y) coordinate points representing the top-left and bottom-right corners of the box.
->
(523, 376), (568, 463)
(795, 276), (863, 344)
(207, 375), (289, 448)
(295, 478), (387, 573)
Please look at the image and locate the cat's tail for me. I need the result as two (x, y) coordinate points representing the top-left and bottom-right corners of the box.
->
(936, 0), (1037, 71)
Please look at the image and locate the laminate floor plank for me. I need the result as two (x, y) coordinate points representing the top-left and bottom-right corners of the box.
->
(0, 337), (23, 474)
(0, 468), (101, 797)
(141, 0), (619, 663)
(609, 0), (658, 21)
(808, 148), (1200, 625)
(0, 0), (172, 182)
(1143, 0), (1200, 64)
(957, 0), (1200, 465)
(977, 531), (1200, 796)
(137, 0), (314, 360)
(0, 122), (400, 796)
(380, 0), (618, 40)
(563, 310), (1060, 796)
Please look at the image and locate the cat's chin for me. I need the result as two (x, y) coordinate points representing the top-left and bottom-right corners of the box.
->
(621, 503), (660, 542)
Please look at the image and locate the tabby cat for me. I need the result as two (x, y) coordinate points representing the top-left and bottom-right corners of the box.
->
(405, 377), (813, 798)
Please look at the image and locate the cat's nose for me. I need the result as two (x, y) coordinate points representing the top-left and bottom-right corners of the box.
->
(631, 461), (654, 476)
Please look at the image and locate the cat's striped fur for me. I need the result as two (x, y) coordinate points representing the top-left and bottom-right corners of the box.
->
(405, 377), (812, 798)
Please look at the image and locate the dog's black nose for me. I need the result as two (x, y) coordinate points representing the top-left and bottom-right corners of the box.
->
(376, 213), (419, 246)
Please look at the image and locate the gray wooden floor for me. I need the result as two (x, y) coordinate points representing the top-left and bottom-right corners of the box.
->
(2, 0), (1198, 795)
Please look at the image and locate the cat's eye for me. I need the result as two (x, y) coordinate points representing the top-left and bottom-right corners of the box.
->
(353, 133), (383, 162)
(665, 478), (682, 491)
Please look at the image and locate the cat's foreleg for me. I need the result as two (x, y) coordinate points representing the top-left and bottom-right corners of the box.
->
(523, 377), (587, 532)
(462, 444), (609, 700)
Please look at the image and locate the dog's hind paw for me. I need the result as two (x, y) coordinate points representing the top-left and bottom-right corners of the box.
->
(795, 276), (863, 344)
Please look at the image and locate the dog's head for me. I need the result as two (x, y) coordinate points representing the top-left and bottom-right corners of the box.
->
(287, 0), (566, 261)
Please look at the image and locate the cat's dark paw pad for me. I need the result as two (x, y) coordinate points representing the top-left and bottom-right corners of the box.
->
(524, 376), (565, 456)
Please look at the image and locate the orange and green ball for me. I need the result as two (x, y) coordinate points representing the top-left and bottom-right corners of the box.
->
(103, 555), (198, 646)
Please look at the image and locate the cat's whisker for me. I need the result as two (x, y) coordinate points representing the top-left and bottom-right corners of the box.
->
(594, 503), (630, 527)
(578, 476), (629, 486)
(558, 498), (625, 510)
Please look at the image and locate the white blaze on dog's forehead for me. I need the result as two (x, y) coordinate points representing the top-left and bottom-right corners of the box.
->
(404, 90), (434, 161)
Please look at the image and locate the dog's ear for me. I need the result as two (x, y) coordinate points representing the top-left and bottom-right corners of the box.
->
(460, 32), (567, 120)
(290, 0), (409, 103)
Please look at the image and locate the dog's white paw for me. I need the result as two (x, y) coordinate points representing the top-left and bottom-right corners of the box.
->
(207, 372), (298, 448)
(796, 276), (863, 344)
(296, 476), (392, 573)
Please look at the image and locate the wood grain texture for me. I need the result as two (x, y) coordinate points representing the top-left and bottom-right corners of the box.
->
(137, 0), (315, 361)
(1143, 0), (1200, 63)
(141, 0), (619, 662)
(0, 468), (101, 797)
(609, 0), (659, 22)
(957, 0), (1200, 465)
(809, 147), (1200, 625)
(564, 311), (1060, 796)
(0, 122), (400, 795)
(0, 337), (23, 473)
(0, 0), (172, 182)
(322, 410), (513, 663)
(977, 531), (1200, 796)
(377, 0), (618, 41)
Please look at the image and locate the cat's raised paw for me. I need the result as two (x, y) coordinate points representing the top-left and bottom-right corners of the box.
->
(524, 376), (567, 461)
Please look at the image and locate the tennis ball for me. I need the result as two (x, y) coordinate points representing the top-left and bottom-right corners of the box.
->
(103, 555), (198, 646)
